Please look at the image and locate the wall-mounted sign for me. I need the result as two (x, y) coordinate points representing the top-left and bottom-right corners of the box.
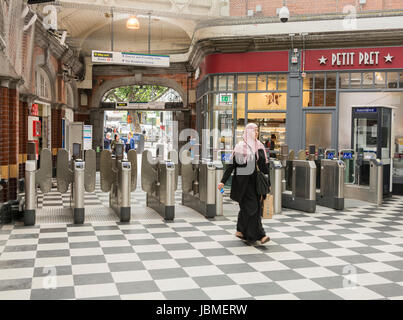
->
(303, 46), (403, 71)
(216, 94), (233, 106)
(354, 107), (377, 113)
(116, 101), (166, 110)
(83, 125), (93, 150)
(30, 103), (39, 116)
(92, 50), (170, 67)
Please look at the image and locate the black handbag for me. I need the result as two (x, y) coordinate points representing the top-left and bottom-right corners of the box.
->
(247, 145), (270, 196)
(255, 162), (270, 196)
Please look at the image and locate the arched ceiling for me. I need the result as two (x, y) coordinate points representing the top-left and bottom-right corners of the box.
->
(37, 0), (229, 57)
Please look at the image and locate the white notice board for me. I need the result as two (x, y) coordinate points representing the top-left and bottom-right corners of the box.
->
(83, 125), (93, 150)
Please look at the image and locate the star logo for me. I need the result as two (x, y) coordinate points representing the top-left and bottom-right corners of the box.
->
(318, 56), (327, 65)
(384, 53), (394, 63)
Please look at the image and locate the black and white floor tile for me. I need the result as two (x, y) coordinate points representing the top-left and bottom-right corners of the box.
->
(1, 184), (403, 299)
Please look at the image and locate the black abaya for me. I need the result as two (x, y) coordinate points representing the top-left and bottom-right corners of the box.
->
(236, 167), (266, 242)
(220, 149), (270, 243)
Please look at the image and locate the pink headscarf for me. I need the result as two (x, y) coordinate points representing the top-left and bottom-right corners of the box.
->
(233, 123), (268, 164)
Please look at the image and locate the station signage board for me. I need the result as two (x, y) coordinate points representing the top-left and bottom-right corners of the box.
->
(303, 46), (403, 71)
(354, 107), (377, 113)
(92, 50), (170, 68)
(115, 101), (165, 110)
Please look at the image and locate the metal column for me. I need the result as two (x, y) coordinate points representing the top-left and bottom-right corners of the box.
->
(73, 161), (85, 224)
(24, 160), (36, 226)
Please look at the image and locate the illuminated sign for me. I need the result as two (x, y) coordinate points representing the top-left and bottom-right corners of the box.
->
(92, 50), (170, 67)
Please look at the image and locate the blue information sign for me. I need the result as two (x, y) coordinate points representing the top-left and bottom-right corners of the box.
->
(355, 107), (377, 113)
(342, 152), (353, 159)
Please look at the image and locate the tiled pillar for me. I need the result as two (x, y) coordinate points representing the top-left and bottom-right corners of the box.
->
(51, 107), (63, 167)
(18, 99), (28, 181)
(0, 83), (9, 203)
(8, 86), (19, 201)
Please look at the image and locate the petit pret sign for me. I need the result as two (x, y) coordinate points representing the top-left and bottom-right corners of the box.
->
(304, 46), (403, 71)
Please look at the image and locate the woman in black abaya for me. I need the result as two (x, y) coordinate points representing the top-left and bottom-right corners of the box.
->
(217, 123), (270, 244)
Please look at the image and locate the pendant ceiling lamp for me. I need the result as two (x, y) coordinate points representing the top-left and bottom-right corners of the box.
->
(126, 16), (140, 29)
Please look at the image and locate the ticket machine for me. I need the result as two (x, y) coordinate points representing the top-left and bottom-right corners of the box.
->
(351, 106), (394, 197)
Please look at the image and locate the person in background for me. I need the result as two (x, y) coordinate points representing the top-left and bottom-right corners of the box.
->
(129, 132), (136, 151)
(217, 123), (270, 245)
(111, 133), (121, 154)
(104, 132), (112, 150)
(125, 132), (132, 153)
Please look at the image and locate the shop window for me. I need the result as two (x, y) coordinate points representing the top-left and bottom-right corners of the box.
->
(303, 91), (313, 107)
(218, 75), (227, 91)
(227, 75), (235, 91)
(313, 90), (325, 107)
(350, 73), (362, 88)
(362, 72), (374, 88)
(236, 93), (246, 119)
(305, 113), (332, 149)
(246, 113), (286, 148)
(247, 75), (257, 91)
(212, 76), (218, 91)
(339, 73), (350, 89)
(314, 73), (325, 89)
(303, 74), (314, 90)
(400, 72), (403, 88)
(326, 90), (337, 106)
(268, 75), (277, 90)
(257, 75), (267, 91)
(248, 93), (287, 111)
(326, 73), (337, 89)
(374, 72), (386, 88)
(387, 72), (398, 88)
(278, 74), (287, 90)
(237, 75), (247, 91)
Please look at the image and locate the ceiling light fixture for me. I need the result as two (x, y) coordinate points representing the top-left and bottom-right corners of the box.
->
(126, 16), (140, 30)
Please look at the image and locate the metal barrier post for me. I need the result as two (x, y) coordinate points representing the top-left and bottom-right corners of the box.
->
(24, 160), (37, 226)
(120, 161), (132, 222)
(165, 161), (175, 220)
(73, 161), (85, 224)
(270, 160), (282, 215)
(214, 160), (224, 216)
(206, 161), (216, 218)
(371, 159), (383, 205)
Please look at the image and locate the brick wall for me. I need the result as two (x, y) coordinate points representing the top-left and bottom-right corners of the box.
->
(8, 88), (18, 200)
(74, 114), (91, 124)
(0, 86), (9, 203)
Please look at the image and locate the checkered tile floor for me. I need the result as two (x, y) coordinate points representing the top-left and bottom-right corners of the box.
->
(1, 192), (403, 299)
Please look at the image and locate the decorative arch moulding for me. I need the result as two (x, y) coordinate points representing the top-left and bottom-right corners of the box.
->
(302, 46), (403, 71)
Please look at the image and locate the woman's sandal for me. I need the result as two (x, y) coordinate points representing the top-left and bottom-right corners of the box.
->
(235, 232), (245, 240)
(260, 236), (270, 244)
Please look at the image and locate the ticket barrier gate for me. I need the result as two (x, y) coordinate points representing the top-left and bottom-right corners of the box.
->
(181, 152), (218, 218)
(307, 147), (345, 210)
(282, 156), (317, 213)
(56, 148), (96, 224)
(316, 159), (345, 210)
(141, 150), (177, 220)
(343, 152), (383, 205)
(100, 144), (137, 222)
(24, 148), (53, 226)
